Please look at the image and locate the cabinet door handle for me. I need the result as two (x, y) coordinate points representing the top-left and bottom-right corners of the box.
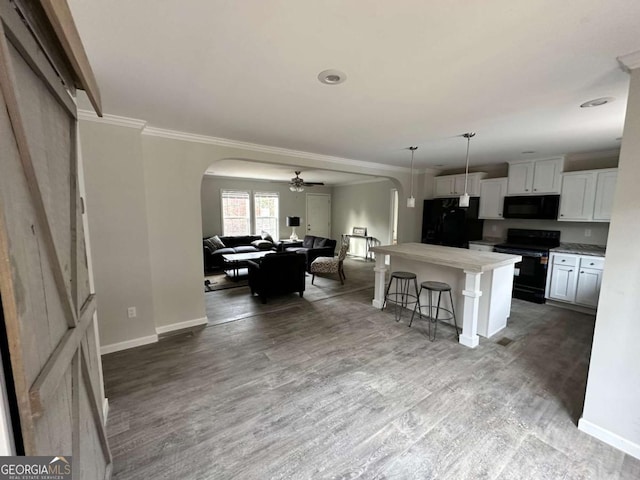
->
(569, 269), (573, 272)
(525, 188), (529, 191)
(580, 271), (584, 274)
(590, 263), (594, 265)
(561, 259), (565, 262)
(534, 188), (537, 191)
(560, 214), (564, 216)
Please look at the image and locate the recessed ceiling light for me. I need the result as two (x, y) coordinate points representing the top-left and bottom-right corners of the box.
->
(580, 97), (615, 108)
(318, 69), (347, 85)
(521, 151), (536, 154)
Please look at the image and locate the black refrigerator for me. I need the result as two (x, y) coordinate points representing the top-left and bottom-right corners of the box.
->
(421, 197), (484, 248)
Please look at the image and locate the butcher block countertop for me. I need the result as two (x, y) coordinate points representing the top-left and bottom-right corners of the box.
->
(370, 243), (522, 274)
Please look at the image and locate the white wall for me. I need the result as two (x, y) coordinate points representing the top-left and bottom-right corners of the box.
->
(332, 179), (395, 256)
(579, 68), (640, 459)
(201, 176), (332, 239)
(79, 121), (157, 350)
(78, 116), (413, 344)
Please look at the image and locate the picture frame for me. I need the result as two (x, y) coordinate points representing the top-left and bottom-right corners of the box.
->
(352, 226), (367, 236)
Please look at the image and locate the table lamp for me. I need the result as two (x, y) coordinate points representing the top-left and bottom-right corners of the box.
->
(286, 216), (301, 241)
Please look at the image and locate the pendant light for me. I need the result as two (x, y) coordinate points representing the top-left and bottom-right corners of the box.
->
(407, 146), (417, 208)
(459, 133), (476, 208)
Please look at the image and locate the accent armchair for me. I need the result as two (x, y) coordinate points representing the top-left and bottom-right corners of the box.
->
(247, 253), (306, 304)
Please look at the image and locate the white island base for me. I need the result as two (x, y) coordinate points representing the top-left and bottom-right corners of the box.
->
(371, 243), (521, 348)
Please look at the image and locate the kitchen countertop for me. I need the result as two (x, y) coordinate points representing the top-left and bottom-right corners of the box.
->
(370, 242), (521, 273)
(551, 243), (606, 257)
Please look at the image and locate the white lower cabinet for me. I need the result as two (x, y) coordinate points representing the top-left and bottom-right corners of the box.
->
(575, 267), (603, 307)
(468, 243), (494, 252)
(546, 253), (604, 308)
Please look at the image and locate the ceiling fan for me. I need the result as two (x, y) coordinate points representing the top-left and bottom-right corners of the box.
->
(289, 171), (324, 192)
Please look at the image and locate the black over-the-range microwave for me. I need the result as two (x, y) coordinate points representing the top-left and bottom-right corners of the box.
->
(503, 194), (560, 220)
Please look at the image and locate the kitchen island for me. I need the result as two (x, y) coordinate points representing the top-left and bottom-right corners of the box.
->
(370, 243), (522, 348)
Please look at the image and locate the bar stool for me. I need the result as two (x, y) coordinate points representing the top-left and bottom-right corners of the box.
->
(410, 281), (460, 341)
(382, 271), (421, 323)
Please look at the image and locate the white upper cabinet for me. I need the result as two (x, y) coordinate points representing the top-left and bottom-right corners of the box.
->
(434, 176), (456, 197)
(593, 170), (618, 221)
(507, 157), (564, 195)
(558, 172), (596, 221)
(506, 162), (533, 194)
(479, 178), (508, 219)
(558, 168), (617, 222)
(433, 172), (487, 197)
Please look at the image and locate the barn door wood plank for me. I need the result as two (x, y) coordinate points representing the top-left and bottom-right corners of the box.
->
(1, 4), (110, 476)
(0, 2), (76, 116)
(0, 201), (37, 451)
(71, 351), (80, 479)
(0, 19), (78, 329)
(39, 0), (102, 115)
(80, 347), (112, 465)
(28, 294), (95, 417)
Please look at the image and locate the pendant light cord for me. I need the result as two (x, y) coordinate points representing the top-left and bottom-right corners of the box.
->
(409, 146), (417, 198)
(463, 133), (475, 194)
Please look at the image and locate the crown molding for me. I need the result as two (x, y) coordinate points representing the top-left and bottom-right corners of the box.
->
(79, 110), (414, 175)
(617, 50), (640, 73)
(143, 126), (410, 174)
(78, 109), (147, 129)
(334, 177), (390, 187)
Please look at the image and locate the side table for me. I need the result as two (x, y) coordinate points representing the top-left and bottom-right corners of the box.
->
(276, 239), (303, 252)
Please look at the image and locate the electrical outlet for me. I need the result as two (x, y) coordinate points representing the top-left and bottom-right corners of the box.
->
(585, 229), (592, 237)
(127, 306), (137, 318)
(492, 225), (497, 232)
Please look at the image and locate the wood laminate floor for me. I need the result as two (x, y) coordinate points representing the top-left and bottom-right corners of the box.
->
(103, 259), (640, 479)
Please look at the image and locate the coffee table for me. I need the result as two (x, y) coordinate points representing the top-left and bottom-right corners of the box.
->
(222, 251), (274, 278)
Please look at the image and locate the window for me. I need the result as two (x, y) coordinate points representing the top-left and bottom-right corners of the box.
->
(221, 190), (250, 236)
(220, 190), (279, 238)
(254, 192), (279, 239)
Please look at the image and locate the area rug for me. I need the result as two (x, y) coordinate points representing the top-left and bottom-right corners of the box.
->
(204, 272), (248, 291)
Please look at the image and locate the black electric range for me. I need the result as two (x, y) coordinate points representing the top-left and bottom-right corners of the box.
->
(493, 229), (560, 303)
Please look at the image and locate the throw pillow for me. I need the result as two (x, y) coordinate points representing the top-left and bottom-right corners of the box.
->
(211, 235), (226, 249)
(251, 239), (274, 250)
(261, 230), (274, 243)
(203, 238), (216, 251)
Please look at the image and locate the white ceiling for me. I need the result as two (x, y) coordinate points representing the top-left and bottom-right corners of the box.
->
(69, 0), (639, 174)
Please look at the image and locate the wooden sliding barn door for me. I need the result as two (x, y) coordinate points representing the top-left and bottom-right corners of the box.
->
(0, 1), (110, 478)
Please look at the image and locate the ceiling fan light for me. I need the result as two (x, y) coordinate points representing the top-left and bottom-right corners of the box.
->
(459, 193), (470, 208)
(407, 196), (416, 208)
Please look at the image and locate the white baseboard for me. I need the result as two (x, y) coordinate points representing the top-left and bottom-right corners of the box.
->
(155, 317), (208, 335)
(100, 334), (158, 355)
(102, 398), (109, 426)
(578, 417), (640, 460)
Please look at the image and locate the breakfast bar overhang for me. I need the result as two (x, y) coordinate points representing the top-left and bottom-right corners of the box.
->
(370, 243), (522, 348)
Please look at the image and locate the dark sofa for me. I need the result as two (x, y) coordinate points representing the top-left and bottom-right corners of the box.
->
(284, 235), (337, 272)
(203, 235), (275, 272)
(247, 253), (306, 303)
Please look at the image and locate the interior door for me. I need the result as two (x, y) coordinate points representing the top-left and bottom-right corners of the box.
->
(0, 2), (111, 477)
(306, 193), (331, 237)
